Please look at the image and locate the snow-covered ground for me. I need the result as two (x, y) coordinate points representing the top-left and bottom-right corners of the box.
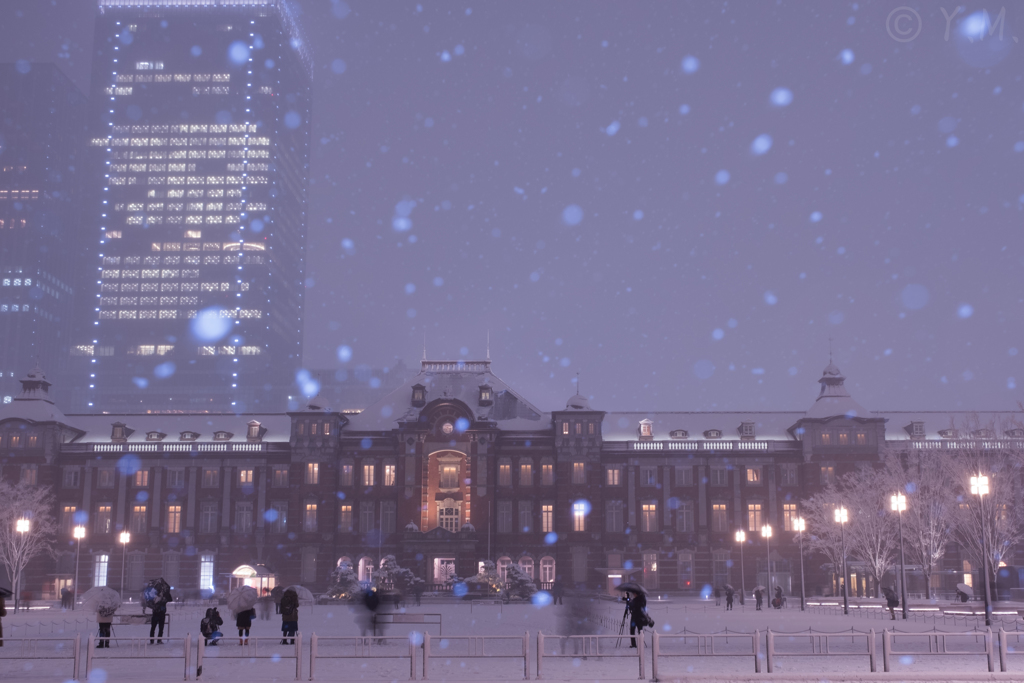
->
(1, 596), (1023, 682)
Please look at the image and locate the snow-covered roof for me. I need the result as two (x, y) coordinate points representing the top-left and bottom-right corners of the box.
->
(874, 411), (1024, 441)
(601, 411), (804, 442)
(0, 367), (75, 427)
(344, 360), (549, 432)
(804, 361), (870, 419)
(63, 414), (291, 444)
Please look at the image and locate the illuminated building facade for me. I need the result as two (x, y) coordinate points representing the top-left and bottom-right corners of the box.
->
(0, 63), (88, 406)
(73, 0), (311, 412)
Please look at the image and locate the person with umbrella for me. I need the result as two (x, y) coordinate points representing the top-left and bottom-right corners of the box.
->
(774, 586), (784, 610)
(227, 585), (259, 645)
(146, 578), (173, 644)
(753, 586), (764, 611)
(725, 585), (735, 611)
(81, 586), (121, 648)
(271, 585), (284, 614)
(615, 582), (649, 649)
(280, 588), (299, 645)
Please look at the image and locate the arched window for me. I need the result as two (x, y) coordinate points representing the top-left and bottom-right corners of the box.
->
(539, 556), (556, 584)
(337, 556), (353, 570)
(358, 556), (375, 583)
(497, 556), (512, 582)
(519, 556), (534, 579)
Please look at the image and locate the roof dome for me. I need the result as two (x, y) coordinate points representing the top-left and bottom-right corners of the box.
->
(565, 394), (591, 410)
(460, 522), (476, 532)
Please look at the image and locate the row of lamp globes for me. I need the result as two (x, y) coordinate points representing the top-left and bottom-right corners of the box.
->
(734, 516), (808, 610)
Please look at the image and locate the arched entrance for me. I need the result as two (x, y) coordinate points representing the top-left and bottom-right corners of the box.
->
(230, 564), (276, 593)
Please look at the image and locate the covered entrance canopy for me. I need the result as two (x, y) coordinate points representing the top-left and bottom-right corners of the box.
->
(230, 564), (276, 593)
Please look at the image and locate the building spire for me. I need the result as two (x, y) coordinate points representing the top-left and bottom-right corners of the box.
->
(422, 332), (427, 361)
(576, 371), (581, 396)
(486, 330), (490, 360)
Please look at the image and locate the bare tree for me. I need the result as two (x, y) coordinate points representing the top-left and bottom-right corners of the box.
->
(882, 447), (957, 599)
(0, 480), (58, 612)
(843, 467), (899, 598)
(945, 416), (1024, 587)
(801, 485), (848, 595)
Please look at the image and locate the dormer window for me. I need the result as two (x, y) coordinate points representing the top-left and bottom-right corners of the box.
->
(247, 420), (264, 442)
(669, 430), (689, 440)
(478, 384), (493, 406)
(1006, 428), (1024, 439)
(638, 419), (653, 440)
(145, 431), (166, 442)
(703, 429), (722, 440)
(411, 383), (426, 407)
(938, 429), (957, 439)
(110, 422), (134, 443)
(738, 422), (755, 439)
(907, 422), (925, 438)
(213, 431), (233, 441)
(179, 431), (199, 442)
(972, 429), (995, 439)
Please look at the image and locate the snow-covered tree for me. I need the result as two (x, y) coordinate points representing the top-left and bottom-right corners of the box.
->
(882, 447), (957, 599)
(0, 480), (57, 611)
(504, 562), (537, 599)
(843, 467), (898, 598)
(801, 485), (848, 594)
(378, 554), (420, 593)
(327, 560), (361, 599)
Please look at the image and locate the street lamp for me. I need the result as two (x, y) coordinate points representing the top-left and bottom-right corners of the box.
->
(119, 531), (130, 602)
(891, 493), (909, 620)
(835, 506), (849, 615)
(970, 474), (992, 627)
(735, 530), (746, 605)
(793, 517), (807, 611)
(761, 524), (773, 604)
(15, 518), (29, 614)
(73, 526), (86, 611)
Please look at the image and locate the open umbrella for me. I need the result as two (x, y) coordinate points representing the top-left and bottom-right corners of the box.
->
(753, 585), (766, 592)
(81, 586), (120, 614)
(613, 581), (648, 595)
(227, 585), (259, 614)
(284, 585), (315, 605)
(724, 584), (735, 592)
(956, 582), (972, 594)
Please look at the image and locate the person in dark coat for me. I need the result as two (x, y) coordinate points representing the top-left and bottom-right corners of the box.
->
(754, 588), (763, 611)
(623, 590), (648, 649)
(258, 587), (273, 620)
(280, 589), (299, 645)
(236, 606), (256, 644)
(61, 587), (71, 610)
(774, 586), (783, 609)
(150, 580), (172, 644)
(201, 607), (223, 646)
(97, 606), (116, 648)
(550, 579), (565, 605)
(714, 586), (722, 606)
(411, 581), (424, 606)
(271, 585), (284, 615)
(1, 591), (8, 647)
(725, 588), (735, 610)
(885, 585), (900, 620)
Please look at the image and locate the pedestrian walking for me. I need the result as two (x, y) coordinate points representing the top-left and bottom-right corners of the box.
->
(61, 586), (71, 610)
(201, 607), (224, 646)
(280, 588), (299, 645)
(725, 588), (734, 610)
(550, 578), (565, 605)
(884, 585), (900, 620)
(150, 579), (172, 644)
(754, 588), (763, 611)
(559, 594), (594, 654)
(258, 588), (273, 620)
(97, 607), (115, 648)
(714, 586), (721, 606)
(774, 586), (783, 609)
(271, 585), (284, 615)
(236, 606), (256, 645)
(412, 581), (424, 606)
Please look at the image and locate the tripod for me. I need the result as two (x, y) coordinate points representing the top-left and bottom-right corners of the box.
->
(615, 604), (629, 648)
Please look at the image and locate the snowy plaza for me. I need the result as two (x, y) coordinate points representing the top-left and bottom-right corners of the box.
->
(3, 594), (1024, 682)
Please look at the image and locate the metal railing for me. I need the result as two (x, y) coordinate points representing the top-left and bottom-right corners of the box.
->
(537, 631), (643, 680)
(372, 612), (442, 635)
(766, 628), (875, 673)
(883, 628), (994, 673)
(0, 635), (81, 680)
(308, 634), (417, 681)
(422, 631), (529, 680)
(86, 634), (192, 680)
(196, 633), (301, 680)
(650, 629), (759, 679)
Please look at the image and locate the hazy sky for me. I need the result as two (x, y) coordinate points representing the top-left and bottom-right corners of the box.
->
(1, 1), (1022, 413)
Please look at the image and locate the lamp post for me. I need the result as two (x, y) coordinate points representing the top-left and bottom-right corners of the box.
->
(891, 493), (909, 620)
(15, 518), (29, 614)
(793, 517), (807, 611)
(735, 530), (746, 605)
(971, 475), (992, 627)
(835, 506), (849, 615)
(119, 531), (130, 601)
(761, 524), (773, 601)
(73, 526), (86, 611)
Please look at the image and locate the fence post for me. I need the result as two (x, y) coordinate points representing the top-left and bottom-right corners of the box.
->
(295, 632), (303, 681)
(882, 630), (890, 673)
(999, 628), (1008, 673)
(753, 629), (761, 673)
(523, 631), (530, 680)
(651, 630), (659, 682)
(637, 628), (645, 680)
(423, 631), (430, 680)
(868, 629), (875, 673)
(72, 633), (81, 681)
(536, 631), (543, 680)
(309, 633), (317, 681)
(409, 633), (417, 681)
(86, 634), (94, 678)
(184, 633), (192, 681)
(766, 629), (774, 674)
(986, 628), (994, 673)
(197, 635), (205, 679)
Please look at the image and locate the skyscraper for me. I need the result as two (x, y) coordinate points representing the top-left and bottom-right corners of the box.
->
(73, 0), (311, 412)
(0, 63), (88, 405)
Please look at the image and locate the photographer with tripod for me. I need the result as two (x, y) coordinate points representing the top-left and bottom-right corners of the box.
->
(616, 582), (652, 649)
